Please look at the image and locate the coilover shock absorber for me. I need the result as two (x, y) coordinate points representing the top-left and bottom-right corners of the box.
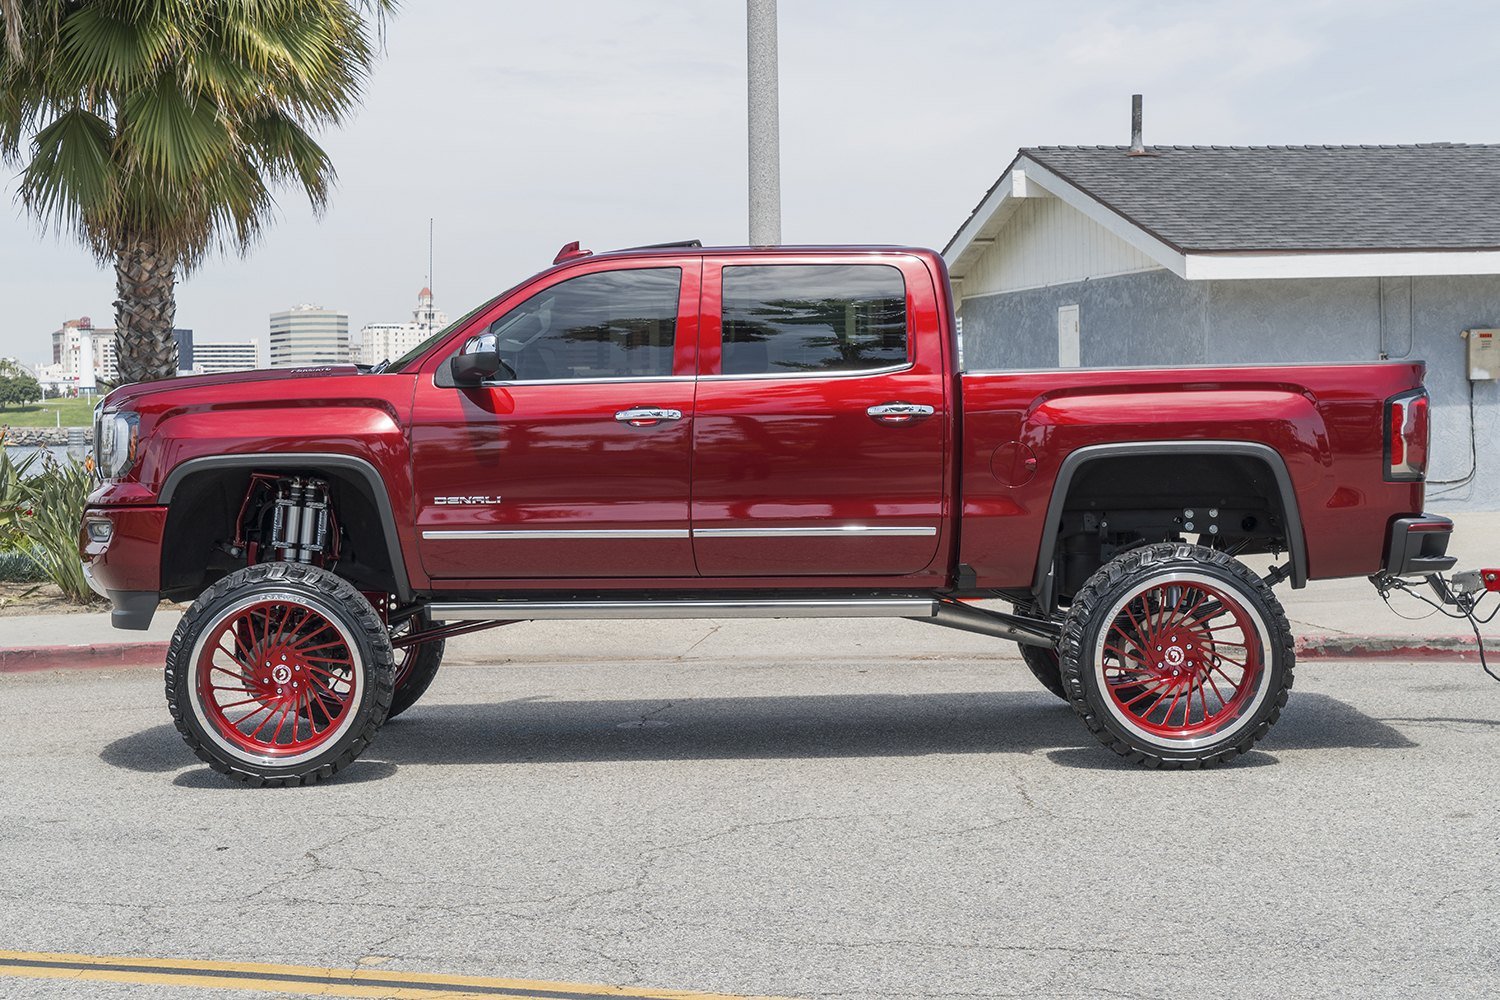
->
(269, 477), (331, 563)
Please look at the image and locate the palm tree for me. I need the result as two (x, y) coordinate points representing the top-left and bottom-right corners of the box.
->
(0, 1), (393, 383)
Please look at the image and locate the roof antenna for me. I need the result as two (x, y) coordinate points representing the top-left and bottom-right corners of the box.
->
(1128, 94), (1146, 156)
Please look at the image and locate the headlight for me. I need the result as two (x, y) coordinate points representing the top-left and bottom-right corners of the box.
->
(94, 410), (141, 481)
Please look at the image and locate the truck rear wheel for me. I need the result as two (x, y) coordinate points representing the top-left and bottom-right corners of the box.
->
(165, 563), (395, 786)
(1059, 542), (1293, 768)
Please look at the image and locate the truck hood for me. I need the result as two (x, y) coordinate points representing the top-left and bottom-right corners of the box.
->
(101, 365), (365, 411)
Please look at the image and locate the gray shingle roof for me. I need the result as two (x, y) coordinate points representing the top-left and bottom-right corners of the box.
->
(1012, 143), (1500, 253)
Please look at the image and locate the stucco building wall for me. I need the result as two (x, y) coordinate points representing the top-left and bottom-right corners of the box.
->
(959, 272), (1500, 510)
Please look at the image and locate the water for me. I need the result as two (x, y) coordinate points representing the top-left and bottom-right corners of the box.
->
(3, 445), (88, 469)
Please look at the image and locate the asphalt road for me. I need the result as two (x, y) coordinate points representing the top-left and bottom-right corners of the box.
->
(2, 618), (1498, 1000)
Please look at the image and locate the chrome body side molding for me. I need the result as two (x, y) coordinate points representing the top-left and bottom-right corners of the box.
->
(422, 525), (938, 541)
(422, 528), (689, 540)
(692, 526), (937, 538)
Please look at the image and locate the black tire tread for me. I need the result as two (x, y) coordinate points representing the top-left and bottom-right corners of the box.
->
(388, 624), (444, 720)
(1059, 542), (1295, 769)
(164, 562), (395, 787)
(1018, 642), (1068, 701)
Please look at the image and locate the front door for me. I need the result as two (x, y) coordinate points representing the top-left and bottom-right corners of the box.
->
(412, 260), (700, 581)
(690, 255), (948, 578)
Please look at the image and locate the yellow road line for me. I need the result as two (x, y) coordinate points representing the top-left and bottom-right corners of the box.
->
(0, 950), (795, 1000)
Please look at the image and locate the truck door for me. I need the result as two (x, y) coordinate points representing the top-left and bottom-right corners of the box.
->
(411, 259), (700, 580)
(690, 254), (948, 578)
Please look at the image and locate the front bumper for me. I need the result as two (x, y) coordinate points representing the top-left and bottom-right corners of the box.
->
(1384, 514), (1458, 577)
(79, 505), (168, 630)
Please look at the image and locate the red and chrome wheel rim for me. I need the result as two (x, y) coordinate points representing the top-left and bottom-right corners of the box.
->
(1093, 572), (1268, 749)
(189, 596), (362, 764)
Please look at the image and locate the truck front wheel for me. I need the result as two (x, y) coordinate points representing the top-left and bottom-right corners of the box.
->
(165, 563), (395, 786)
(1060, 543), (1294, 768)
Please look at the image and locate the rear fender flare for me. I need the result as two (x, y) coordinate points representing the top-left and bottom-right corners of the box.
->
(1033, 440), (1308, 601)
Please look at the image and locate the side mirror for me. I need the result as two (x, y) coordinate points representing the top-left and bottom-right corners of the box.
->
(449, 350), (502, 386)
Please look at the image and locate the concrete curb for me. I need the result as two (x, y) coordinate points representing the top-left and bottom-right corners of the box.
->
(0, 642), (169, 674)
(1294, 634), (1483, 661)
(0, 633), (1487, 673)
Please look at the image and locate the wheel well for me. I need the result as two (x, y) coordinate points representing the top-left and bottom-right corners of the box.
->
(1038, 449), (1302, 610)
(160, 466), (399, 602)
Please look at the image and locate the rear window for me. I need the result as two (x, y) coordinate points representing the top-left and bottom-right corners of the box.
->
(720, 264), (908, 376)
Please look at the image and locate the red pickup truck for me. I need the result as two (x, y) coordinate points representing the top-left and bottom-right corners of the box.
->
(81, 242), (1454, 784)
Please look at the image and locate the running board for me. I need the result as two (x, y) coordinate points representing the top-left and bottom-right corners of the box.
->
(427, 598), (935, 620)
(423, 597), (1060, 649)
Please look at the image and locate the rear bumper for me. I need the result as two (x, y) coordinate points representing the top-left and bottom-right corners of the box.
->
(79, 505), (167, 630)
(1384, 514), (1458, 577)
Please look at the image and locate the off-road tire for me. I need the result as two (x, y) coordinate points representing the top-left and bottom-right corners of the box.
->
(388, 613), (445, 720)
(165, 563), (395, 786)
(1018, 643), (1068, 700)
(1060, 542), (1294, 769)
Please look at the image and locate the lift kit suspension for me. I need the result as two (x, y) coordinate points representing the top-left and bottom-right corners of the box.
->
(271, 477), (331, 564)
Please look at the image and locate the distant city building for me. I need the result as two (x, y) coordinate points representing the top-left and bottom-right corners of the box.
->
(50, 317), (116, 385)
(48, 318), (193, 390)
(357, 287), (449, 365)
(191, 340), (261, 374)
(269, 305), (349, 367)
(172, 328), (194, 371)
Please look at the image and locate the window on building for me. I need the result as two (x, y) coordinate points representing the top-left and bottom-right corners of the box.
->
(720, 264), (908, 375)
(479, 267), (681, 380)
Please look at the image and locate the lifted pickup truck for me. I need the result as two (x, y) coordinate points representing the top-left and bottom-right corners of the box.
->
(82, 242), (1455, 783)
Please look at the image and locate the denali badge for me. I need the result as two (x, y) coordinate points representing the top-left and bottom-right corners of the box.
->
(434, 496), (502, 505)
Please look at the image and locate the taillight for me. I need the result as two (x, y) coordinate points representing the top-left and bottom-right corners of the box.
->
(1385, 390), (1429, 482)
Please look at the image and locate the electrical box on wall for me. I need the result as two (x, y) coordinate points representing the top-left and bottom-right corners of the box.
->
(1464, 329), (1499, 381)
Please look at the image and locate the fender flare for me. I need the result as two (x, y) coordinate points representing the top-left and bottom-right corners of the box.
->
(158, 453), (413, 602)
(1032, 440), (1308, 600)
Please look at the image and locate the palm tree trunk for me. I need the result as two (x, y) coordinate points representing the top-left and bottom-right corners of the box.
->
(113, 238), (178, 384)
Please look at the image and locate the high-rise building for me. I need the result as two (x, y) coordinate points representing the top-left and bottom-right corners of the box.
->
(192, 340), (261, 374)
(269, 305), (349, 367)
(357, 287), (449, 366)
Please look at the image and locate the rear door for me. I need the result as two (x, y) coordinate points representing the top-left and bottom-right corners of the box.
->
(690, 254), (948, 577)
(411, 258), (701, 580)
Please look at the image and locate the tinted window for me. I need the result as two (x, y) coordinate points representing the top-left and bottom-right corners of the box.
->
(484, 267), (681, 380)
(720, 264), (907, 375)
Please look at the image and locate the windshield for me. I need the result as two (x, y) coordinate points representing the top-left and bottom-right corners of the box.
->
(380, 297), (499, 373)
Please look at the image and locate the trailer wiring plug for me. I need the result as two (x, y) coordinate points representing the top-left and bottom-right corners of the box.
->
(1370, 571), (1500, 683)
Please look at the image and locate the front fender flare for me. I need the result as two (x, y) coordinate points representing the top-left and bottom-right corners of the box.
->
(158, 453), (413, 602)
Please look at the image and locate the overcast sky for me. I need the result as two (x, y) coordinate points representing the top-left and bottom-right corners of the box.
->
(2, 0), (1497, 363)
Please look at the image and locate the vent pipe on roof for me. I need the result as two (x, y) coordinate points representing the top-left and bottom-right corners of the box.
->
(1128, 94), (1145, 155)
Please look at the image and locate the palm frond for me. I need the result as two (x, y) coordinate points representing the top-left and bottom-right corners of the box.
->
(57, 3), (179, 92)
(17, 106), (117, 252)
(120, 71), (234, 184)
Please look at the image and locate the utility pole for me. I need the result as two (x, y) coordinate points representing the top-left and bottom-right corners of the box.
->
(747, 0), (781, 245)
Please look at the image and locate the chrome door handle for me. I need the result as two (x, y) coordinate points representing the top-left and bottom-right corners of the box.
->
(615, 407), (684, 427)
(867, 402), (935, 424)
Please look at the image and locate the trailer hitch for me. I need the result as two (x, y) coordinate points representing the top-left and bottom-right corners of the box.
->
(1370, 568), (1500, 682)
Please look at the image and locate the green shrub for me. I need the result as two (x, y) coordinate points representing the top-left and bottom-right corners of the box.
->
(7, 450), (102, 604)
(0, 443), (37, 552)
(0, 548), (45, 583)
